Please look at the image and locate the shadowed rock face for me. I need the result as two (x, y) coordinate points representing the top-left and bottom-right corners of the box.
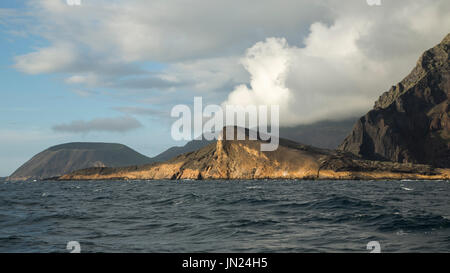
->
(339, 33), (450, 167)
(59, 127), (450, 181)
(8, 142), (153, 181)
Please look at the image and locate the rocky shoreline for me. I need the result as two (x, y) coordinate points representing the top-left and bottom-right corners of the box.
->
(58, 132), (450, 181)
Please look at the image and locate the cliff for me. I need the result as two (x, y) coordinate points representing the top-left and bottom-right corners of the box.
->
(339, 33), (450, 167)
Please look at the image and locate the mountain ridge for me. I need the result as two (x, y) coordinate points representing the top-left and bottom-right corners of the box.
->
(339, 33), (450, 167)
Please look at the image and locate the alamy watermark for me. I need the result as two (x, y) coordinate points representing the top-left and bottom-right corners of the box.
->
(367, 241), (381, 253)
(171, 97), (279, 151)
(65, 240), (379, 253)
(66, 241), (81, 253)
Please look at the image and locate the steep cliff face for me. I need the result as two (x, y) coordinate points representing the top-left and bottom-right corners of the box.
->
(339, 33), (450, 167)
(59, 127), (450, 181)
(8, 142), (153, 181)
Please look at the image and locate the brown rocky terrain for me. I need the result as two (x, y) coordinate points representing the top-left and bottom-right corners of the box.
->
(59, 127), (450, 181)
(152, 116), (358, 162)
(339, 33), (450, 167)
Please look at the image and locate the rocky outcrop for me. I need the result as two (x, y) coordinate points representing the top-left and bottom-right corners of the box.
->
(151, 117), (358, 163)
(59, 127), (450, 181)
(8, 142), (153, 181)
(339, 33), (450, 167)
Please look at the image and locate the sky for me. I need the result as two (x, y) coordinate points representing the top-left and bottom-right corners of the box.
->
(0, 0), (449, 176)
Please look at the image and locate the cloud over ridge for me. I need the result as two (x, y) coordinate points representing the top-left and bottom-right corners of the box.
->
(224, 1), (450, 125)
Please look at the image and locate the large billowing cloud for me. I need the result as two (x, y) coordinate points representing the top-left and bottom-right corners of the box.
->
(223, 22), (377, 125)
(10, 0), (450, 125)
(224, 38), (291, 110)
(224, 1), (450, 125)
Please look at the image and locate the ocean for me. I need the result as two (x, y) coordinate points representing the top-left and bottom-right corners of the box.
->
(1, 179), (449, 253)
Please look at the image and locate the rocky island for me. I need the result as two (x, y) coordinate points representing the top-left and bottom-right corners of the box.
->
(7, 142), (154, 181)
(6, 33), (448, 182)
(57, 33), (450, 181)
(59, 126), (450, 180)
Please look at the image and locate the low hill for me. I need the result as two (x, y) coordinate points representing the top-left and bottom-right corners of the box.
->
(8, 142), (153, 181)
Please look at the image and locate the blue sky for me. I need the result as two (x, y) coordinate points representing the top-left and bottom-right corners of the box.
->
(0, 0), (449, 176)
(0, 1), (181, 175)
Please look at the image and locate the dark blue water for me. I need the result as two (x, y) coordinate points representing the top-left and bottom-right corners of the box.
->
(0, 180), (449, 253)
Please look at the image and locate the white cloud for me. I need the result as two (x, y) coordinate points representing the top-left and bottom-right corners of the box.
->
(223, 38), (291, 116)
(18, 0), (328, 62)
(223, 24), (379, 125)
(223, 1), (450, 125)
(14, 43), (78, 74)
(65, 74), (99, 86)
(8, 0), (450, 125)
(10, 0), (329, 93)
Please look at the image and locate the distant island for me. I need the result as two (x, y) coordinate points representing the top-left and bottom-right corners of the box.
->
(6, 143), (154, 181)
(7, 33), (450, 181)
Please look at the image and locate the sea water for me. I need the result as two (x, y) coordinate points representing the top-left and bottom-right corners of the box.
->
(0, 179), (449, 252)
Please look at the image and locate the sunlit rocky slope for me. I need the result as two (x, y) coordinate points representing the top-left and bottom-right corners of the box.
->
(59, 127), (450, 181)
